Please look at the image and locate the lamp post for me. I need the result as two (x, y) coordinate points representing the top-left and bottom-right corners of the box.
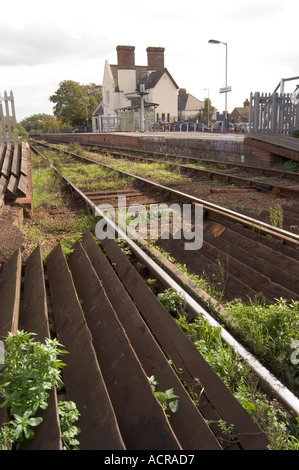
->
(204, 88), (210, 128)
(208, 39), (228, 132)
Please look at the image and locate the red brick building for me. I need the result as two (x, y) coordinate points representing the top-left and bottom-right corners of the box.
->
(230, 99), (250, 123)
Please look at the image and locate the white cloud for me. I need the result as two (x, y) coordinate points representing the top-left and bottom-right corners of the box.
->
(1, 0), (298, 121)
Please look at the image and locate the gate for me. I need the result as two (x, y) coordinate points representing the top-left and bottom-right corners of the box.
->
(0, 91), (17, 144)
(250, 91), (299, 134)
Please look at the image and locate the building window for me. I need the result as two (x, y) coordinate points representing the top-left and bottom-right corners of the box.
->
(162, 113), (165, 121)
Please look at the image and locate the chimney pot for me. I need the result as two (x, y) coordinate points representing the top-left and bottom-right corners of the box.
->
(146, 46), (165, 70)
(116, 45), (135, 68)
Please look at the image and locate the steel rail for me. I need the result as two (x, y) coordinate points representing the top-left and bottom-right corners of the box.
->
(31, 141), (299, 244)
(30, 144), (299, 416)
(31, 141), (299, 246)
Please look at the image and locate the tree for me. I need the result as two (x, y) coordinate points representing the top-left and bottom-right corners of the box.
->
(20, 113), (50, 132)
(42, 115), (67, 132)
(49, 81), (102, 127)
(19, 113), (67, 133)
(201, 98), (215, 126)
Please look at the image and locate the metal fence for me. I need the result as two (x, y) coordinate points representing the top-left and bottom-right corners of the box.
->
(0, 91), (17, 143)
(250, 91), (299, 134)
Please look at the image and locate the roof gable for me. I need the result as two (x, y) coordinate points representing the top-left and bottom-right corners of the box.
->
(178, 93), (203, 111)
(109, 64), (178, 92)
(141, 68), (178, 90)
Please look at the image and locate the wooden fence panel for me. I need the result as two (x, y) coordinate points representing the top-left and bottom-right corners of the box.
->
(0, 91), (17, 144)
(250, 91), (299, 134)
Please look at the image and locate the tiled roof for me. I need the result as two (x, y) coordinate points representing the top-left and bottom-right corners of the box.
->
(109, 65), (178, 92)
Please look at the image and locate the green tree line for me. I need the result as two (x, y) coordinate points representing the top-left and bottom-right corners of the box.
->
(20, 80), (102, 132)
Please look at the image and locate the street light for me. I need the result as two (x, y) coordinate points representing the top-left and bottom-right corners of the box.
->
(208, 39), (228, 132)
(204, 88), (210, 128)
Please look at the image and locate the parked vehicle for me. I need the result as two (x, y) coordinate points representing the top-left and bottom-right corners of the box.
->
(211, 121), (235, 133)
(169, 122), (211, 132)
(234, 122), (249, 133)
(169, 121), (182, 131)
(180, 122), (200, 132)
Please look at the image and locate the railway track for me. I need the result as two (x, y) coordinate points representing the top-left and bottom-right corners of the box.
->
(40, 138), (299, 198)
(95, 145), (299, 197)
(1, 142), (299, 450)
(34, 139), (299, 234)
(88, 146), (299, 231)
(30, 141), (299, 304)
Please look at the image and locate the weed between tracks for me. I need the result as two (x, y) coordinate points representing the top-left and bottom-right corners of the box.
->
(22, 151), (98, 260)
(90, 154), (189, 186)
(156, 289), (299, 449)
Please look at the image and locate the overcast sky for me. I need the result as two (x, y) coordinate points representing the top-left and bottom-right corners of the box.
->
(1, 0), (298, 122)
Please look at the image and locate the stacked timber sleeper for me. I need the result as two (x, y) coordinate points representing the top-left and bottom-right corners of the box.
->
(0, 229), (270, 450)
(0, 142), (28, 211)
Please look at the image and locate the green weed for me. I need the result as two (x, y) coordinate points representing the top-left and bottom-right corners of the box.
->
(148, 376), (179, 417)
(157, 288), (184, 316)
(174, 312), (299, 449)
(99, 156), (184, 186)
(61, 163), (132, 190)
(32, 167), (63, 209)
(0, 331), (80, 450)
(224, 298), (299, 394)
(283, 160), (299, 172)
(267, 205), (283, 228)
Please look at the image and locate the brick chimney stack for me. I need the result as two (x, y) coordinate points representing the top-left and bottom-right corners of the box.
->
(116, 45), (135, 68)
(146, 47), (165, 70)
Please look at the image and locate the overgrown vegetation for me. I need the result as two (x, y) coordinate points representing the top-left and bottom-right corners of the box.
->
(0, 331), (80, 450)
(23, 151), (98, 259)
(224, 298), (299, 394)
(62, 163), (131, 191)
(139, 241), (299, 449)
(157, 288), (185, 315)
(25, 143), (299, 449)
(58, 401), (81, 450)
(283, 159), (299, 172)
(158, 287), (299, 450)
(32, 165), (63, 209)
(98, 155), (185, 186)
(267, 205), (284, 228)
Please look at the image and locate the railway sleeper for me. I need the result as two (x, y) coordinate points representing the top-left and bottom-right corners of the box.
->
(155, 233), (298, 304)
(155, 237), (264, 303)
(0, 231), (271, 450)
(101, 235), (269, 450)
(203, 223), (299, 296)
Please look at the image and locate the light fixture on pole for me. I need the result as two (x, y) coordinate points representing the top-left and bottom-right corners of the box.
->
(204, 88), (210, 128)
(208, 39), (228, 132)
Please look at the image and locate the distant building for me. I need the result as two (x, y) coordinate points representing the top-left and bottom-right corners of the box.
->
(93, 45), (179, 132)
(178, 88), (204, 121)
(230, 99), (250, 123)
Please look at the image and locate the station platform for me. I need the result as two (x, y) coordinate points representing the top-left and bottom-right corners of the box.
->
(39, 131), (298, 168)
